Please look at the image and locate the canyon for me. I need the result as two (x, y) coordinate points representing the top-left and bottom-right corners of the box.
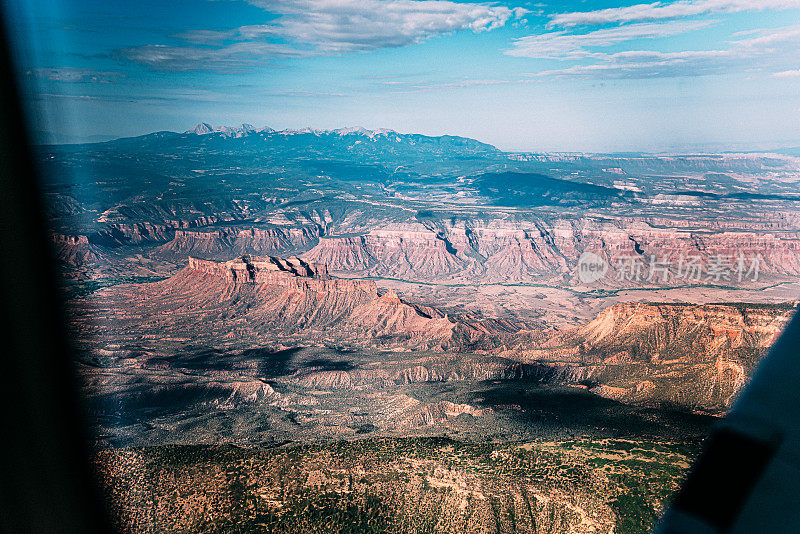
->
(72, 254), (793, 451)
(43, 126), (800, 533)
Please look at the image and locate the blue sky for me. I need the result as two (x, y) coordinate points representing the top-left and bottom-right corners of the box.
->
(6, 0), (800, 151)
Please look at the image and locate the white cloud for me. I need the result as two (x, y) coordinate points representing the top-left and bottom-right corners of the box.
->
(510, 16), (800, 79)
(736, 24), (800, 48)
(30, 67), (125, 83)
(243, 0), (526, 53)
(120, 42), (307, 72)
(534, 49), (737, 78)
(773, 68), (800, 77)
(549, 0), (800, 28)
(124, 0), (526, 71)
(262, 89), (348, 97)
(506, 19), (714, 59)
(384, 77), (523, 93)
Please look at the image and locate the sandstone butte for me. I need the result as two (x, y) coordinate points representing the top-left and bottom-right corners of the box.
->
(84, 254), (521, 353)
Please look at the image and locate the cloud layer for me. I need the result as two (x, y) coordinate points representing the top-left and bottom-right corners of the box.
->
(31, 67), (124, 83)
(549, 0), (800, 27)
(246, 0), (524, 53)
(507, 19), (714, 59)
(504, 0), (800, 79)
(124, 0), (525, 71)
(773, 68), (800, 77)
(518, 23), (800, 78)
(120, 42), (304, 72)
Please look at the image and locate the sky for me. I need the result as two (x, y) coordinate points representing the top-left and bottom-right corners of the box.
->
(6, 0), (800, 152)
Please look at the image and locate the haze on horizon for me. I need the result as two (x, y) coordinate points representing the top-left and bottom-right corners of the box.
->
(7, 0), (800, 152)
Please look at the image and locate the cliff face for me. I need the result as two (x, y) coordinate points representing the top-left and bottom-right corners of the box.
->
(86, 256), (515, 351)
(52, 232), (179, 281)
(90, 222), (174, 246)
(576, 302), (791, 365)
(557, 302), (795, 411)
(301, 221), (800, 284)
(301, 225), (565, 281)
(155, 226), (322, 259)
(52, 233), (106, 269)
(187, 255), (331, 284)
(68, 215), (800, 287)
(302, 226), (569, 282)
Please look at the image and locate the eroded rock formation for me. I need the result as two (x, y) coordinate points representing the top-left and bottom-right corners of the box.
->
(80, 255), (519, 351)
(302, 220), (800, 284)
(155, 226), (322, 259)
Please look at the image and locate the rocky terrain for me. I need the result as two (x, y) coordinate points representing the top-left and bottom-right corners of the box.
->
(96, 437), (699, 534)
(75, 254), (522, 353)
(546, 302), (794, 410)
(71, 255), (792, 453)
(42, 125), (800, 533)
(298, 222), (800, 286)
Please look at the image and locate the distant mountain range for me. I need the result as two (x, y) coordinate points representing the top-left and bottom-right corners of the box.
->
(37, 122), (800, 233)
(184, 123), (412, 139)
(49, 123), (800, 159)
(59, 123), (501, 170)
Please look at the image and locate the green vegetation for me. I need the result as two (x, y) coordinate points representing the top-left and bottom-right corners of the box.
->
(96, 436), (700, 534)
(61, 275), (167, 297)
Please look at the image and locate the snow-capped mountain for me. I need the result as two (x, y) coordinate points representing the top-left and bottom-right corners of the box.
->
(185, 123), (401, 139)
(185, 123), (264, 138)
(99, 122), (501, 168)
